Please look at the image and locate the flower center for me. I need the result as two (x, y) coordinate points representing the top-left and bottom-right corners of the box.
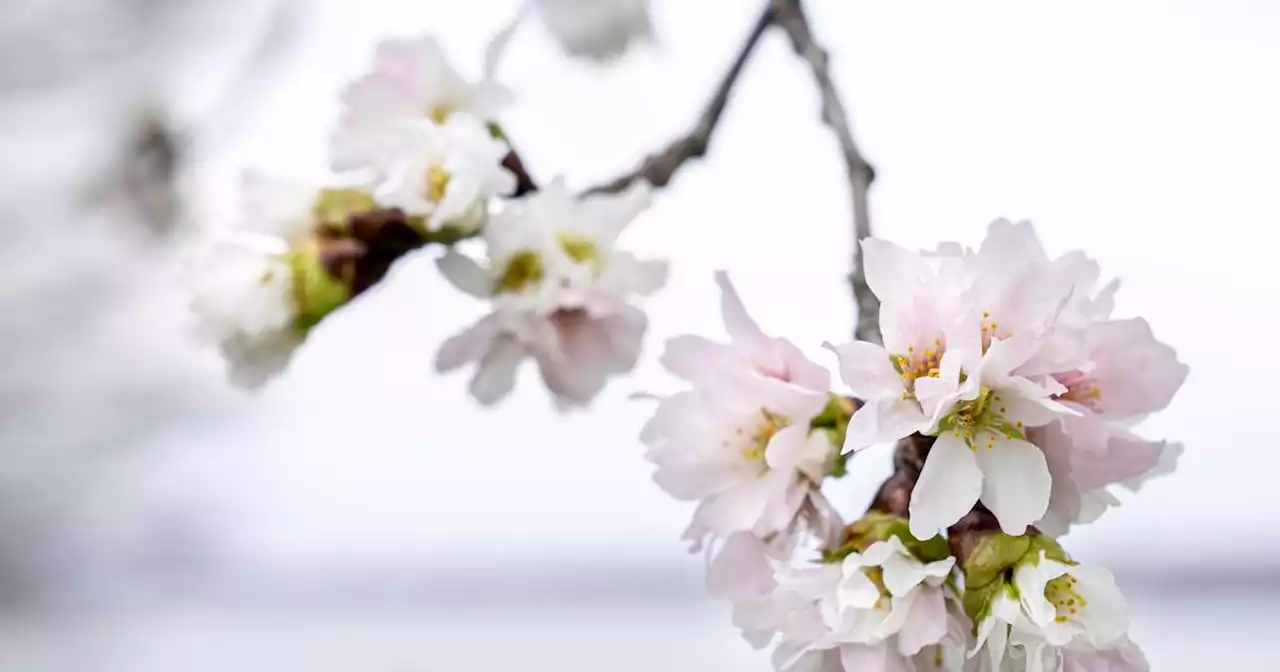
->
(1045, 573), (1087, 623)
(425, 165), (451, 203)
(494, 250), (545, 294)
(1053, 370), (1102, 409)
(979, 311), (1014, 352)
(864, 566), (890, 610)
(427, 104), (452, 124)
(937, 386), (1026, 450)
(736, 408), (789, 463)
(556, 232), (600, 269)
(891, 340), (944, 399)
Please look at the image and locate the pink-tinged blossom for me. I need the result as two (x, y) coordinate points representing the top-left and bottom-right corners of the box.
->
(662, 272), (830, 392)
(1038, 317), (1187, 534)
(435, 179), (666, 408)
(332, 27), (518, 174)
(642, 370), (834, 554)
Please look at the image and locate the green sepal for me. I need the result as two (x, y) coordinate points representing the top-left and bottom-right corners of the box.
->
(962, 532), (1032, 593)
(823, 512), (951, 564)
(287, 247), (352, 333)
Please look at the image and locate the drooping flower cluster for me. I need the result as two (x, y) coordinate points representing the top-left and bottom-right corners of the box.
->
(827, 221), (1186, 540)
(188, 22), (665, 406)
(641, 222), (1185, 672)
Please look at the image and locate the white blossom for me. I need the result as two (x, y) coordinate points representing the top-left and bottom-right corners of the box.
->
(973, 553), (1142, 672)
(643, 273), (844, 599)
(364, 114), (516, 234)
(189, 174), (327, 389)
(736, 537), (964, 672)
(333, 32), (515, 173)
(533, 0), (653, 61)
(435, 179), (666, 408)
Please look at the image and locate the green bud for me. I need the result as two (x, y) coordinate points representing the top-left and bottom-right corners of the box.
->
(312, 188), (378, 231)
(959, 531), (1073, 624)
(287, 245), (352, 332)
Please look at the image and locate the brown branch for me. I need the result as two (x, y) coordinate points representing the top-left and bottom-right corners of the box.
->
(584, 4), (777, 195)
(771, 0), (880, 345)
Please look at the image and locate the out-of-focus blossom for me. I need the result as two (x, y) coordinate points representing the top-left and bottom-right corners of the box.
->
(333, 33), (515, 173)
(190, 175), (365, 388)
(435, 179), (666, 408)
(362, 114), (516, 235)
(533, 0), (653, 61)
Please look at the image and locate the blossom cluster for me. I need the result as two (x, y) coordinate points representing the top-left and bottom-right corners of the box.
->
(189, 5), (663, 406)
(642, 222), (1186, 672)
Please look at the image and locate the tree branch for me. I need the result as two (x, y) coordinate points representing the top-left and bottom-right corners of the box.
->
(584, 3), (776, 195)
(771, 0), (880, 345)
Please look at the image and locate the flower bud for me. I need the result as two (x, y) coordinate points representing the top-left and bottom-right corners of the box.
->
(287, 240), (353, 332)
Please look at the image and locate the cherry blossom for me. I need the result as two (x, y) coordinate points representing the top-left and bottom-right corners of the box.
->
(435, 179), (666, 407)
(972, 551), (1143, 672)
(734, 536), (964, 672)
(189, 174), (353, 388)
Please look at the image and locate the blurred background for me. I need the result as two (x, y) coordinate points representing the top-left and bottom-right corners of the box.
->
(1, 0), (1276, 669)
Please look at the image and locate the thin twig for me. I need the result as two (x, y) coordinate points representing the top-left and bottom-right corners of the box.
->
(584, 3), (776, 195)
(771, 0), (880, 345)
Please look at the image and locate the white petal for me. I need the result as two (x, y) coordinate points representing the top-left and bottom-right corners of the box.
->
(844, 399), (926, 453)
(707, 532), (777, 601)
(436, 251), (492, 298)
(839, 642), (910, 672)
(697, 477), (776, 533)
(881, 553), (929, 597)
(895, 588), (949, 655)
(468, 334), (525, 405)
(909, 433), (983, 539)
(436, 315), (499, 372)
(975, 437), (1051, 536)
(823, 340), (903, 399)
(714, 271), (770, 349)
(862, 238), (929, 305)
(838, 571), (882, 611)
(764, 424), (828, 480)
(660, 335), (728, 382)
(1071, 565), (1130, 645)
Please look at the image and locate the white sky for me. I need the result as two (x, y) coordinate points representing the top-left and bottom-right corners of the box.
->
(61, 0), (1280, 578)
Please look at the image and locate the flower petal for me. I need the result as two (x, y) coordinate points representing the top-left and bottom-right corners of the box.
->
(975, 436), (1051, 535)
(468, 334), (524, 405)
(1071, 564), (1130, 645)
(714, 271), (770, 349)
(436, 251), (492, 298)
(844, 399), (926, 453)
(823, 340), (903, 400)
(839, 641), (910, 672)
(894, 588), (948, 656)
(908, 433), (983, 539)
(707, 532), (777, 601)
